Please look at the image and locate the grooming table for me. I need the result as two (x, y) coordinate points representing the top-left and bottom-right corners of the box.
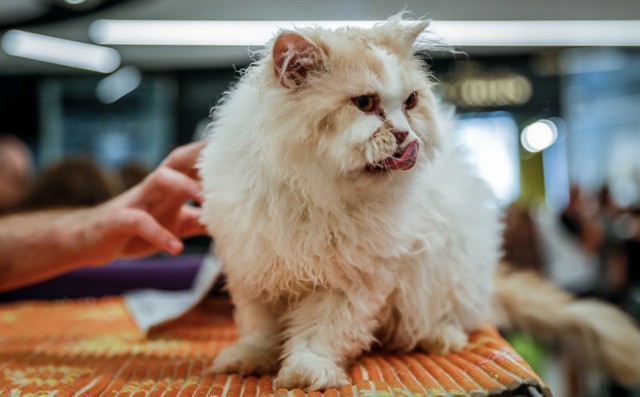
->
(0, 297), (551, 396)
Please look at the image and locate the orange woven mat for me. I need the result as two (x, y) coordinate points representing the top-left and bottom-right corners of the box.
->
(0, 297), (551, 396)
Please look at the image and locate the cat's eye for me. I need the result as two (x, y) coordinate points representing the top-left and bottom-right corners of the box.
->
(404, 91), (418, 110)
(351, 95), (378, 113)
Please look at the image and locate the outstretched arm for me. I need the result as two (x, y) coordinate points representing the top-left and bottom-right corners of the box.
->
(0, 141), (208, 292)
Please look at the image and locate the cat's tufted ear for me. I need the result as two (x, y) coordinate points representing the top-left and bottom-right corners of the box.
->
(403, 20), (430, 45)
(373, 18), (431, 57)
(272, 32), (325, 89)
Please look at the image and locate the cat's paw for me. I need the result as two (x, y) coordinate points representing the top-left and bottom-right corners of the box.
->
(211, 339), (278, 375)
(274, 352), (349, 391)
(418, 325), (469, 355)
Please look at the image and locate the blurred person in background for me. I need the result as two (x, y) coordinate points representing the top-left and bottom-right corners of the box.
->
(594, 186), (629, 303)
(502, 202), (543, 272)
(540, 184), (603, 296)
(560, 185), (604, 256)
(17, 155), (123, 212)
(119, 161), (150, 191)
(620, 207), (640, 321)
(0, 135), (34, 214)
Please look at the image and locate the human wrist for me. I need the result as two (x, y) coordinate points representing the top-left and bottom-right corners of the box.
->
(50, 207), (98, 270)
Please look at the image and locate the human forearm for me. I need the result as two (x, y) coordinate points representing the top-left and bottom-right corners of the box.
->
(0, 209), (91, 291)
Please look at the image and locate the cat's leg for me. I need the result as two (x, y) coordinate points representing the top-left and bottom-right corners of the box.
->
(417, 318), (469, 355)
(273, 289), (383, 391)
(381, 295), (469, 355)
(212, 295), (280, 374)
(385, 256), (479, 355)
(414, 268), (492, 355)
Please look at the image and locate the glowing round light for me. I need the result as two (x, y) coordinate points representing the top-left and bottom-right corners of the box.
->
(521, 119), (558, 153)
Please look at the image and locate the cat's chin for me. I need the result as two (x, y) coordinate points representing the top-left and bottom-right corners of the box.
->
(364, 140), (419, 174)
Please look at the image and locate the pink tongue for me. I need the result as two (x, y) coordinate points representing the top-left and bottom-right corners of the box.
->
(380, 140), (419, 170)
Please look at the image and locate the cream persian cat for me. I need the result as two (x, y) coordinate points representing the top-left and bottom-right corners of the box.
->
(199, 15), (640, 391)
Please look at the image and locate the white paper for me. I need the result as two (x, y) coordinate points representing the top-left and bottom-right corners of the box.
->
(124, 254), (222, 333)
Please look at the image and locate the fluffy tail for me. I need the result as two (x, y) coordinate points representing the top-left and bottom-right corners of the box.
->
(493, 263), (640, 386)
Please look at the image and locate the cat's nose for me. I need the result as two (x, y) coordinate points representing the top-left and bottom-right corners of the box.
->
(392, 130), (408, 145)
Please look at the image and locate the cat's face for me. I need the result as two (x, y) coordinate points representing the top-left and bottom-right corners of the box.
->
(264, 19), (440, 187)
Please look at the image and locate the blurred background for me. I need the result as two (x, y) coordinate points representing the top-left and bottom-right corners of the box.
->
(1, 1), (639, 395)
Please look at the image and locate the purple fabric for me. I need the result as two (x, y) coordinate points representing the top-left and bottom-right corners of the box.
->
(0, 255), (203, 302)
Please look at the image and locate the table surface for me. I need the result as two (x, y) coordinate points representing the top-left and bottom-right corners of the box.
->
(0, 296), (551, 397)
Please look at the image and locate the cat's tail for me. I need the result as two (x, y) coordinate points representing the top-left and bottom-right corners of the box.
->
(492, 263), (640, 387)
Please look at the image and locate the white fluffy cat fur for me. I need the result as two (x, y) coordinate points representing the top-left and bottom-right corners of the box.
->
(199, 15), (640, 391)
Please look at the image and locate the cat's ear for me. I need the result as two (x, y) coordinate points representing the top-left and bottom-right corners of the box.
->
(403, 20), (429, 45)
(272, 32), (325, 89)
(373, 18), (431, 57)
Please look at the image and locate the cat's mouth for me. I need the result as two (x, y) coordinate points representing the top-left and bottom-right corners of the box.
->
(365, 140), (419, 173)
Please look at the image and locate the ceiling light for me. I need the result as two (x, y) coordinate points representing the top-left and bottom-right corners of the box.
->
(521, 119), (558, 153)
(436, 20), (640, 47)
(90, 20), (378, 46)
(89, 19), (640, 47)
(1, 30), (120, 73)
(96, 66), (141, 103)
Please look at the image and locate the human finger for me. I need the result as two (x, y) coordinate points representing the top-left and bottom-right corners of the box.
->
(161, 140), (207, 177)
(177, 205), (208, 238)
(143, 166), (203, 204)
(115, 209), (183, 255)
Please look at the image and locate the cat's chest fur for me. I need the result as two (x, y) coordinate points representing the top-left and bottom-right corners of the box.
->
(206, 168), (421, 300)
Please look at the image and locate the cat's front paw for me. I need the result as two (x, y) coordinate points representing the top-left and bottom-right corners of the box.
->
(418, 325), (469, 355)
(211, 338), (278, 375)
(274, 352), (349, 391)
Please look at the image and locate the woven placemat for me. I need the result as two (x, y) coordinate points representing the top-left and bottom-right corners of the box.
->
(0, 297), (551, 396)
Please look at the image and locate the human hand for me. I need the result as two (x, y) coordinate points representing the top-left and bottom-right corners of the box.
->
(65, 141), (208, 266)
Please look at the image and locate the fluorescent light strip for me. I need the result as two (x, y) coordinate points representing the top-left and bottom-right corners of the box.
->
(438, 20), (640, 47)
(89, 20), (377, 46)
(89, 19), (640, 47)
(96, 66), (142, 103)
(1, 30), (120, 73)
